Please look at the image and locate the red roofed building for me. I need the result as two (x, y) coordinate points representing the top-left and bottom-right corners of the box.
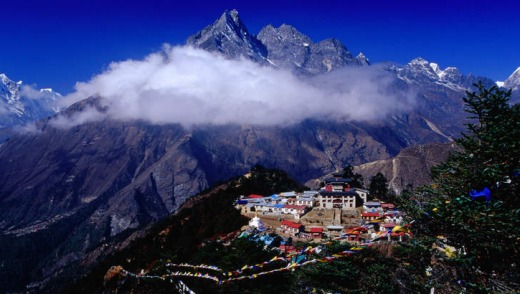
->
(248, 194), (264, 199)
(361, 212), (380, 221)
(308, 227), (324, 238)
(282, 205), (309, 218)
(281, 220), (303, 236)
(381, 203), (396, 210)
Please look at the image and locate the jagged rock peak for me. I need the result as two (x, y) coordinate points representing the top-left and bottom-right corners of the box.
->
(1, 73), (22, 96)
(258, 24), (313, 46)
(187, 10), (369, 75)
(355, 52), (370, 65)
(213, 9), (244, 32)
(186, 9), (267, 62)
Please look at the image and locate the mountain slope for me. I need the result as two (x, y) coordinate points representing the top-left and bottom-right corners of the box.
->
(354, 142), (458, 194)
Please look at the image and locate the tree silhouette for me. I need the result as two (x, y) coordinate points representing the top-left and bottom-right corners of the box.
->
(369, 172), (389, 201)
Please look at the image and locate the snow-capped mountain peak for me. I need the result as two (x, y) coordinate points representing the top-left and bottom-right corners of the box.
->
(504, 66), (520, 90)
(1, 72), (61, 127)
(395, 58), (493, 91)
(355, 52), (370, 66)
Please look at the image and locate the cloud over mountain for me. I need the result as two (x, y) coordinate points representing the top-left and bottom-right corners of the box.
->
(57, 45), (415, 128)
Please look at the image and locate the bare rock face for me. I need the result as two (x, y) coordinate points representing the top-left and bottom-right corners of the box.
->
(258, 24), (314, 69)
(257, 25), (365, 75)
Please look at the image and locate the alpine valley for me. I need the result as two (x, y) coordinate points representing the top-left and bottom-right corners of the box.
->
(1, 10), (519, 292)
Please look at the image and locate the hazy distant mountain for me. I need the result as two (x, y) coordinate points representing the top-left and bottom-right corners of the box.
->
(0, 9), (513, 292)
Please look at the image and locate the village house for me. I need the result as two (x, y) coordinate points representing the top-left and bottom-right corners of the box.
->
(318, 190), (358, 210)
(361, 212), (380, 222)
(351, 188), (369, 203)
(363, 201), (382, 213)
(381, 203), (396, 211)
(318, 175), (358, 210)
(282, 204), (308, 219)
(254, 203), (284, 214)
(295, 196), (315, 208)
(279, 191), (297, 205)
(301, 190), (319, 197)
(280, 220), (303, 236)
(308, 227), (323, 239)
(248, 194), (264, 199)
(239, 203), (255, 214)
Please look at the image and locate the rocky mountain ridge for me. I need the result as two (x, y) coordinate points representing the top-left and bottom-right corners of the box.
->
(187, 10), (369, 76)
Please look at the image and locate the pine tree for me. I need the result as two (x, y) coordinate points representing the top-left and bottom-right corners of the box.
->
(368, 172), (389, 201)
(432, 82), (520, 207)
(341, 165), (364, 188)
(400, 83), (520, 290)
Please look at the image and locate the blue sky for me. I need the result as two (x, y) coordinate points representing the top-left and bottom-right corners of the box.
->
(1, 0), (519, 94)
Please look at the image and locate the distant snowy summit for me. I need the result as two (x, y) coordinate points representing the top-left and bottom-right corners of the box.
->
(503, 67), (520, 90)
(0, 73), (61, 128)
(393, 57), (495, 90)
(187, 9), (369, 76)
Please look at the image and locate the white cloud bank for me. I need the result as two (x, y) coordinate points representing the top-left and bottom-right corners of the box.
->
(55, 45), (415, 128)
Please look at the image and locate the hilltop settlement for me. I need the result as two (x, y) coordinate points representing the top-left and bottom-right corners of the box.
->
(235, 172), (410, 246)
